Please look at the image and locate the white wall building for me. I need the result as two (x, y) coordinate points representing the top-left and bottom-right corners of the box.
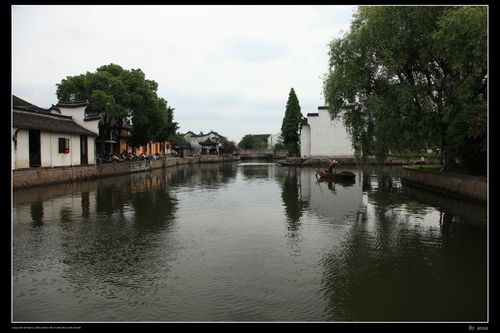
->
(183, 130), (224, 155)
(12, 96), (98, 170)
(267, 132), (282, 149)
(50, 100), (101, 134)
(300, 106), (354, 158)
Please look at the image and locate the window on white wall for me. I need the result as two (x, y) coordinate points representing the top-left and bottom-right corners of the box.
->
(58, 138), (70, 154)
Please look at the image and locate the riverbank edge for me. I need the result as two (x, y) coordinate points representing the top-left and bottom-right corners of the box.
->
(400, 166), (487, 204)
(12, 155), (240, 190)
(277, 156), (440, 166)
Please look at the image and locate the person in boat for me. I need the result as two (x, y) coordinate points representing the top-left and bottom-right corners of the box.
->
(328, 159), (340, 174)
(415, 156), (426, 165)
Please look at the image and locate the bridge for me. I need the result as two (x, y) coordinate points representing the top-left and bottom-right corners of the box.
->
(238, 149), (287, 160)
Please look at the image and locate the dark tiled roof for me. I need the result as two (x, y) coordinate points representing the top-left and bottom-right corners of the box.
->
(318, 106), (328, 110)
(207, 130), (225, 139)
(300, 118), (309, 126)
(56, 100), (89, 108)
(307, 113), (319, 117)
(183, 131), (199, 137)
(13, 108), (97, 136)
(13, 95), (49, 113)
(184, 130), (226, 139)
(84, 114), (102, 121)
(198, 137), (219, 146)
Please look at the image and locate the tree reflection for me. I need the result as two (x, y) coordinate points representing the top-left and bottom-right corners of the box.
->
(130, 188), (178, 234)
(241, 164), (271, 180)
(58, 168), (181, 304)
(174, 162), (237, 189)
(320, 168), (487, 321)
(279, 169), (308, 233)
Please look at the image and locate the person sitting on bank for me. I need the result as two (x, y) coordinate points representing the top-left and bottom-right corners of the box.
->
(328, 159), (340, 174)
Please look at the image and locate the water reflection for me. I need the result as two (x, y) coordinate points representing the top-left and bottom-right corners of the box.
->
(279, 168), (307, 231)
(173, 162), (237, 189)
(12, 163), (487, 322)
(30, 201), (44, 227)
(319, 166), (487, 321)
(13, 167), (184, 321)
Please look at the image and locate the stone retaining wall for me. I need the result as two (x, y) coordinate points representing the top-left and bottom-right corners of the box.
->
(400, 166), (487, 204)
(13, 156), (240, 190)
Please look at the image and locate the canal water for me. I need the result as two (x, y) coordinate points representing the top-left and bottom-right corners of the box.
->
(12, 162), (487, 322)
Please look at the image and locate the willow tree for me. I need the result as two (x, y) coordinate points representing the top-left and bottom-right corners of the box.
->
(324, 6), (487, 174)
(280, 88), (303, 155)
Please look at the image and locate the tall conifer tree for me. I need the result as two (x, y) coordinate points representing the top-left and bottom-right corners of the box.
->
(281, 88), (303, 155)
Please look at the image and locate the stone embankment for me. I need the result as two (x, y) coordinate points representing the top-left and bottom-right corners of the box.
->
(400, 166), (487, 204)
(277, 157), (440, 166)
(13, 155), (239, 190)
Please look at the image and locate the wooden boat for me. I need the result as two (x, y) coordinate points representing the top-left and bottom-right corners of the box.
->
(315, 169), (356, 181)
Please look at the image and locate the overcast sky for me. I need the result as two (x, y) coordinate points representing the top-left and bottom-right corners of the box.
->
(12, 5), (357, 143)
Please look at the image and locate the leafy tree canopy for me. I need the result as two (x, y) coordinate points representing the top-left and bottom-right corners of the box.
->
(323, 6), (486, 174)
(56, 63), (178, 148)
(238, 134), (268, 149)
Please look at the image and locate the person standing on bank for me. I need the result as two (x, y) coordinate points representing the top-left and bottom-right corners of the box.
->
(328, 159), (340, 174)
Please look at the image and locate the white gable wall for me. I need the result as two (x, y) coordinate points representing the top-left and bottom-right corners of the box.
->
(300, 108), (354, 158)
(300, 125), (311, 157)
(57, 105), (100, 134)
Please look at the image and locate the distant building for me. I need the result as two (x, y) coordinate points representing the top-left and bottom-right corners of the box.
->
(183, 130), (225, 155)
(267, 132), (282, 149)
(12, 96), (98, 170)
(299, 106), (354, 158)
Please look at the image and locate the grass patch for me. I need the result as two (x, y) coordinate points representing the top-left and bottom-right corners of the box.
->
(387, 151), (436, 159)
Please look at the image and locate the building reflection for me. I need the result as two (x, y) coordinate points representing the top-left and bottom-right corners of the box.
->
(13, 165), (192, 305)
(30, 201), (44, 227)
(298, 167), (363, 221)
(318, 167), (487, 321)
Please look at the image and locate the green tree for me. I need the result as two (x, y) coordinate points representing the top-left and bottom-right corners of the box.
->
(273, 142), (287, 151)
(169, 133), (190, 149)
(280, 88), (303, 155)
(221, 137), (238, 155)
(56, 63), (177, 152)
(323, 6), (486, 174)
(238, 134), (267, 149)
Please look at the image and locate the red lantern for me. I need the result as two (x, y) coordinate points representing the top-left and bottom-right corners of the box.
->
(64, 148), (69, 154)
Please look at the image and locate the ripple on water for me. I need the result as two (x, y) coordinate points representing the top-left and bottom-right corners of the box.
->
(12, 164), (487, 322)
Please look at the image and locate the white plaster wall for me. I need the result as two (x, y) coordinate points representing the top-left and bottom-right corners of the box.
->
(57, 106), (99, 134)
(47, 133), (79, 167)
(83, 119), (100, 135)
(70, 134), (80, 165)
(40, 132), (53, 167)
(14, 129), (29, 169)
(87, 136), (96, 164)
(300, 125), (311, 157)
(185, 135), (201, 153)
(13, 130), (96, 169)
(308, 109), (354, 157)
